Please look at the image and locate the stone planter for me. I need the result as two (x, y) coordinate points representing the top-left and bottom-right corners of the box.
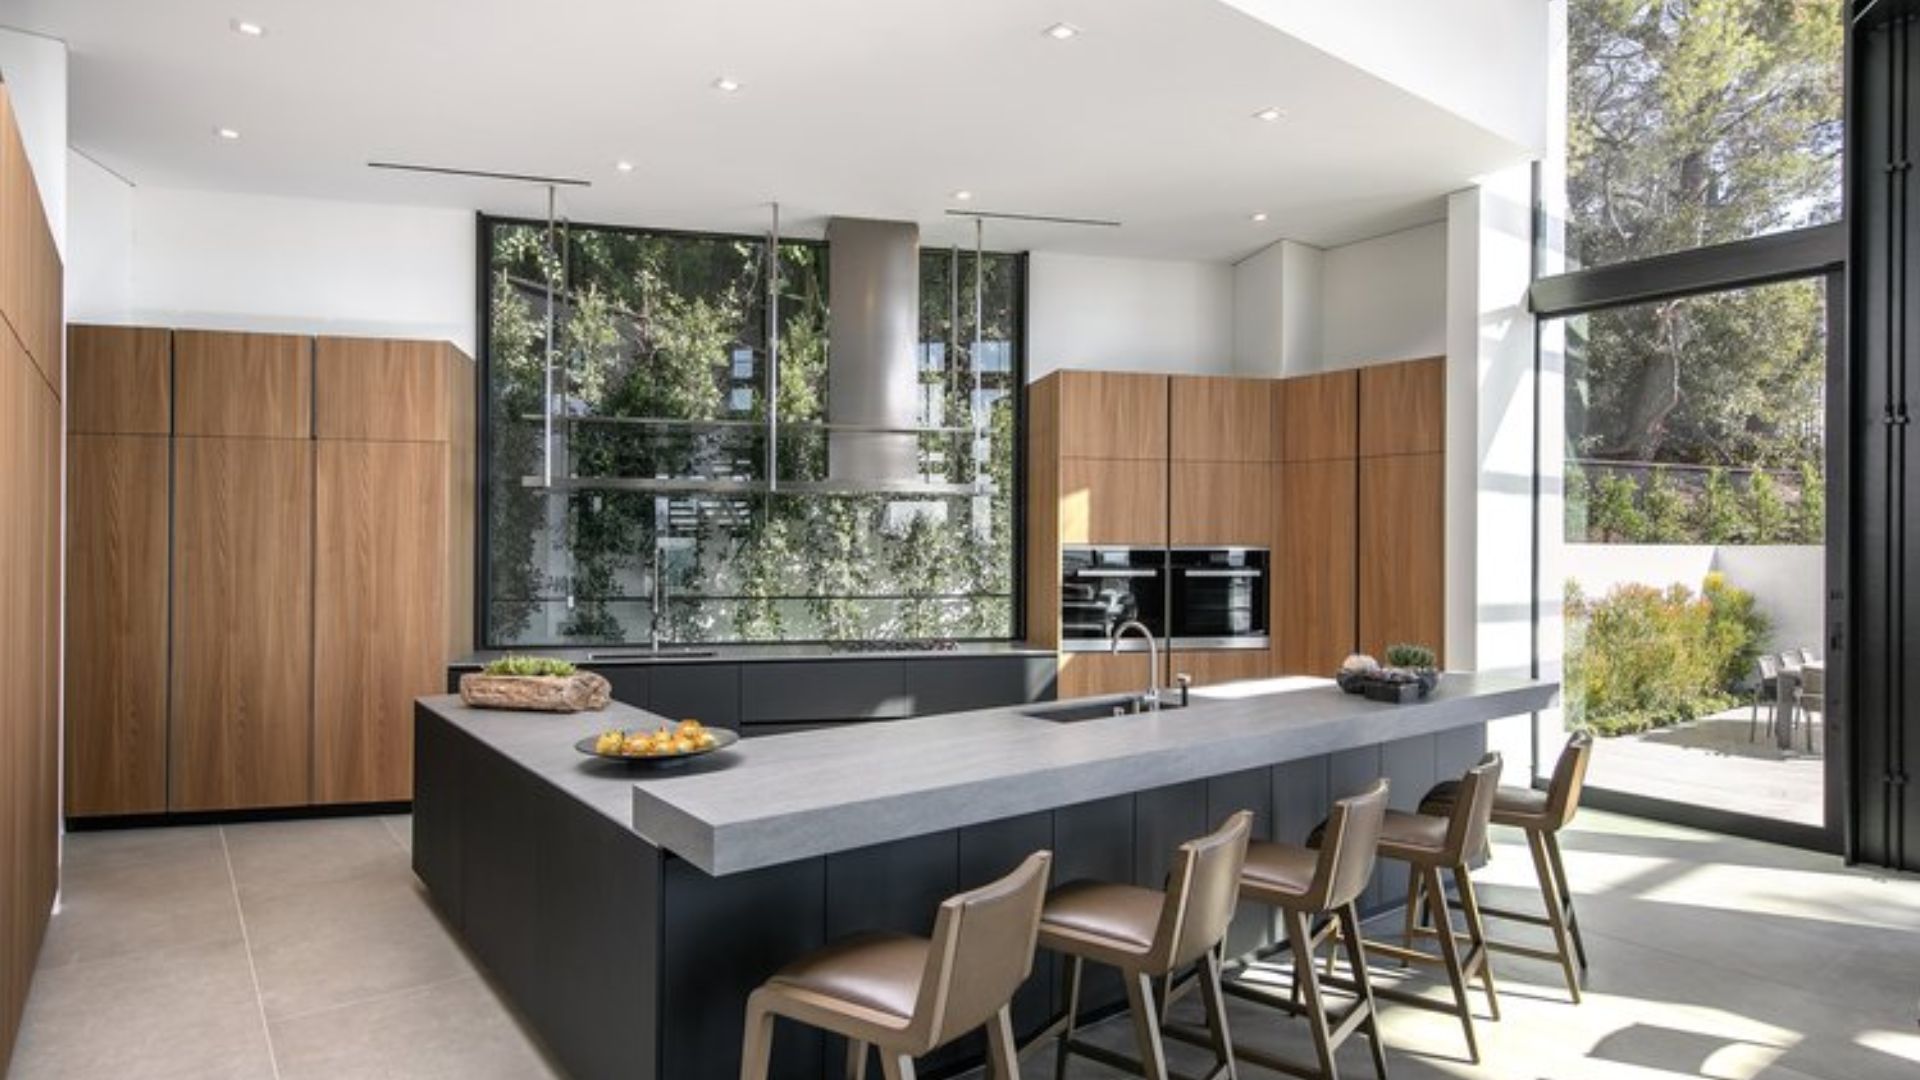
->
(458, 671), (612, 713)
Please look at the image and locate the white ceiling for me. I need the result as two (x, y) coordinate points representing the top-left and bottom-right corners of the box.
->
(7, 0), (1530, 261)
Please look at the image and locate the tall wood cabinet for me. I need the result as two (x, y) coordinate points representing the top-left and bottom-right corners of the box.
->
(64, 325), (475, 817)
(1358, 358), (1447, 658)
(1274, 371), (1360, 675)
(0, 80), (64, 1073)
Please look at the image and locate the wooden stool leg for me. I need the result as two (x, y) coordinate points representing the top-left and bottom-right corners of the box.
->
(1198, 947), (1239, 1080)
(847, 1039), (870, 1080)
(740, 994), (777, 1080)
(1423, 866), (1480, 1064)
(1339, 902), (1390, 1080)
(1285, 909), (1341, 1080)
(1055, 956), (1083, 1080)
(1453, 865), (1500, 1022)
(1544, 830), (1589, 971)
(1400, 869), (1422, 960)
(879, 1053), (916, 1080)
(1125, 970), (1173, 1080)
(986, 1005), (1020, 1080)
(1525, 828), (1582, 1003)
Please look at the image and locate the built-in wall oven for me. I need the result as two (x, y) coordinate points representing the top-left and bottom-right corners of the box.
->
(1168, 547), (1269, 650)
(1060, 546), (1167, 651)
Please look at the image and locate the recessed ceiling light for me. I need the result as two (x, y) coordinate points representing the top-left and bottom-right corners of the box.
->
(229, 18), (266, 37)
(1043, 22), (1080, 41)
(712, 76), (742, 93)
(1253, 107), (1286, 122)
(615, 160), (635, 173)
(952, 190), (974, 202)
(1250, 212), (1269, 223)
(214, 126), (241, 141)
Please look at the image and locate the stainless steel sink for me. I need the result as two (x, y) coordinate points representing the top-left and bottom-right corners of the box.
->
(1021, 697), (1187, 723)
(585, 649), (719, 662)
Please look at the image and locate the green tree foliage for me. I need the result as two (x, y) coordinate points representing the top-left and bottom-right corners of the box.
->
(1744, 470), (1788, 542)
(1591, 472), (1649, 542)
(1693, 466), (1744, 543)
(1566, 0), (1836, 498)
(1642, 467), (1686, 542)
(1793, 461), (1825, 543)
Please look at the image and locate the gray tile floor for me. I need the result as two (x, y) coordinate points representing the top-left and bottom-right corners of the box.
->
(11, 810), (1920, 1079)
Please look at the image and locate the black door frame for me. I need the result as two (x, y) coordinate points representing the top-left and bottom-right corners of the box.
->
(1528, 225), (1848, 854)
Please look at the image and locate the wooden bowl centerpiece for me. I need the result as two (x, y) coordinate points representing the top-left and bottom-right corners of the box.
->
(459, 655), (612, 713)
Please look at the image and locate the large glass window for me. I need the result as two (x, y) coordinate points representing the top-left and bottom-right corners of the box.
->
(1554, 278), (1829, 827)
(481, 218), (1021, 646)
(1567, 0), (1842, 269)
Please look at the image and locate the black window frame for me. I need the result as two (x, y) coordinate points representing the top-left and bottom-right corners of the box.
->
(470, 212), (1030, 650)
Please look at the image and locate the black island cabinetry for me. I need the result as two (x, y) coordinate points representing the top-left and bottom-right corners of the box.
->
(414, 673), (1555, 1080)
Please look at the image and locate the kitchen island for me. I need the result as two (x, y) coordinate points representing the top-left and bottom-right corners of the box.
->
(413, 674), (1556, 1080)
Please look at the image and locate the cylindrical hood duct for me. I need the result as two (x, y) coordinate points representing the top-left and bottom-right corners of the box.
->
(826, 217), (921, 483)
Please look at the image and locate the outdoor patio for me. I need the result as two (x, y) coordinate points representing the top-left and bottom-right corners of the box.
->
(1585, 707), (1826, 827)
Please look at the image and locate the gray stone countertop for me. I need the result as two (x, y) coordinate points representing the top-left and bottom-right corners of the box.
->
(420, 673), (1557, 878)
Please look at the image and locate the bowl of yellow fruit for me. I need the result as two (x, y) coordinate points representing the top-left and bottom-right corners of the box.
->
(575, 719), (737, 766)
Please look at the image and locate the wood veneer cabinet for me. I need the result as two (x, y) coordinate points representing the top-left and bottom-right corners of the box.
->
(68, 326), (171, 435)
(1056, 371), (1167, 459)
(65, 435), (171, 815)
(170, 436), (315, 811)
(1359, 453), (1445, 659)
(1275, 459), (1358, 675)
(1171, 462), (1272, 546)
(1358, 357), (1444, 458)
(1171, 375), (1272, 462)
(1277, 370), (1358, 463)
(314, 341), (473, 802)
(1059, 651), (1164, 699)
(1169, 649), (1270, 688)
(174, 329), (312, 438)
(0, 81), (63, 1072)
(1059, 457), (1168, 545)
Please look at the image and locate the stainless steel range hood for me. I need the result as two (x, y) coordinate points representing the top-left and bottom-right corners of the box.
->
(826, 217), (920, 483)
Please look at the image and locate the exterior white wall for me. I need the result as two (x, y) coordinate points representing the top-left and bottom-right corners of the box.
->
(66, 151), (132, 323)
(1320, 222), (1448, 370)
(1217, 0), (1549, 153)
(67, 183), (478, 354)
(1231, 239), (1322, 378)
(1027, 252), (1234, 380)
(1565, 544), (1827, 663)
(0, 29), (68, 254)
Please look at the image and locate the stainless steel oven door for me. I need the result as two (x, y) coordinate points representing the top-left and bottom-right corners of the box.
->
(1168, 547), (1269, 650)
(1060, 546), (1168, 652)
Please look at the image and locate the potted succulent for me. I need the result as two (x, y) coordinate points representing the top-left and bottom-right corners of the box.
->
(1336, 644), (1442, 704)
(459, 655), (612, 713)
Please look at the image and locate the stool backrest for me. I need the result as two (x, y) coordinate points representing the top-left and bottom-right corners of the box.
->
(1545, 732), (1594, 830)
(912, 850), (1053, 1048)
(1442, 753), (1503, 862)
(1309, 779), (1390, 911)
(1151, 810), (1254, 973)
(1756, 654), (1779, 681)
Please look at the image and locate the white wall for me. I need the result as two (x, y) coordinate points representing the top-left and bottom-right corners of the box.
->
(1320, 222), (1448, 371)
(68, 183), (478, 354)
(66, 151), (131, 323)
(1027, 252), (1234, 380)
(1231, 239), (1322, 378)
(0, 29), (68, 255)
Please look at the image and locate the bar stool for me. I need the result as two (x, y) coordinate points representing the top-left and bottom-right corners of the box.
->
(1416, 732), (1593, 1002)
(1038, 811), (1253, 1080)
(1314, 754), (1503, 1064)
(740, 850), (1053, 1080)
(1225, 779), (1392, 1080)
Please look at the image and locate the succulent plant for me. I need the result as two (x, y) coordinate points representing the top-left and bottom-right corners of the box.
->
(1383, 644), (1438, 672)
(483, 654), (578, 678)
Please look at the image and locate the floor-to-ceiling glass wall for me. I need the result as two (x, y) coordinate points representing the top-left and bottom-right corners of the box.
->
(1534, 0), (1844, 841)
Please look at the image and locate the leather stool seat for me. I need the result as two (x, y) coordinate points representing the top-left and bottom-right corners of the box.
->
(1308, 809), (1450, 863)
(1239, 842), (1319, 899)
(1038, 881), (1163, 953)
(1419, 779), (1550, 828)
(765, 931), (928, 1023)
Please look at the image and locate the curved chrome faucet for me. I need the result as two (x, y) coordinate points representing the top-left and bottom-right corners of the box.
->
(1112, 620), (1161, 711)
